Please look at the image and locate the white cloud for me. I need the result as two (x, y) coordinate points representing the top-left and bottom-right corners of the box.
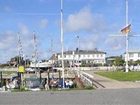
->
(4, 6), (12, 12)
(0, 23), (38, 63)
(105, 36), (125, 51)
(0, 31), (16, 50)
(39, 19), (48, 29)
(0, 31), (17, 63)
(65, 7), (106, 33)
(112, 43), (122, 50)
(65, 7), (93, 32)
(77, 34), (99, 50)
(64, 7), (108, 50)
(18, 23), (29, 35)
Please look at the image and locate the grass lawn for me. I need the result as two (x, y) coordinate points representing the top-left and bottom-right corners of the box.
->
(96, 71), (140, 81)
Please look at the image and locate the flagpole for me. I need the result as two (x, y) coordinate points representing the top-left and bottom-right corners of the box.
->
(111, 0), (139, 72)
(125, 0), (129, 72)
(60, 0), (65, 89)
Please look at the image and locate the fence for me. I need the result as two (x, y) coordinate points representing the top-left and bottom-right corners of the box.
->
(0, 68), (18, 72)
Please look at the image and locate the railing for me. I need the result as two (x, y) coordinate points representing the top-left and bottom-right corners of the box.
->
(80, 71), (93, 86)
(79, 71), (105, 88)
(0, 68), (18, 71)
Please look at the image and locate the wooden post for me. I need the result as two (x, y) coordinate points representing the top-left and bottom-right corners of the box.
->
(47, 70), (50, 86)
(39, 70), (42, 83)
(59, 70), (61, 80)
(0, 71), (2, 87)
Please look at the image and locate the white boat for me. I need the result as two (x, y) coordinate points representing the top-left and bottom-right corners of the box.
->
(30, 61), (52, 68)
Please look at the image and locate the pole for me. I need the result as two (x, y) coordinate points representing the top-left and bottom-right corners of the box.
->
(50, 39), (54, 79)
(17, 33), (22, 89)
(125, 0), (129, 72)
(61, 0), (65, 89)
(39, 71), (42, 83)
(0, 71), (2, 87)
(77, 36), (80, 77)
(72, 51), (75, 71)
(17, 33), (21, 66)
(33, 32), (37, 73)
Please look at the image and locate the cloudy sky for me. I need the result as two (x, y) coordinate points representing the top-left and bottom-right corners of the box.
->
(0, 0), (140, 63)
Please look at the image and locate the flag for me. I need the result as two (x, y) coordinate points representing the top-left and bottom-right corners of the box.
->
(121, 24), (131, 34)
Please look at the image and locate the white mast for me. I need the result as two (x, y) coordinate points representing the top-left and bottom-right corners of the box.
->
(33, 32), (38, 72)
(61, 0), (65, 88)
(17, 32), (23, 66)
(77, 36), (80, 77)
(125, 0), (129, 72)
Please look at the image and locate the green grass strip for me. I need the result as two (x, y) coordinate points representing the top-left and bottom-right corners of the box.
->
(96, 71), (140, 81)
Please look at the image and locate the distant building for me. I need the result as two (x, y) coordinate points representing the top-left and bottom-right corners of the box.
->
(106, 56), (119, 65)
(52, 49), (106, 67)
(124, 50), (140, 61)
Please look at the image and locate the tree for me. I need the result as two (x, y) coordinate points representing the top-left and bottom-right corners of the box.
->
(135, 60), (140, 65)
(8, 56), (31, 67)
(113, 57), (125, 66)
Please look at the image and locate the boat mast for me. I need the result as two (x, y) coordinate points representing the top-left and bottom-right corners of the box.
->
(60, 0), (65, 88)
(17, 32), (23, 66)
(33, 32), (38, 72)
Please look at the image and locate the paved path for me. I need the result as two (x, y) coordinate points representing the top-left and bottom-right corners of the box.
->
(0, 89), (140, 105)
(85, 71), (140, 89)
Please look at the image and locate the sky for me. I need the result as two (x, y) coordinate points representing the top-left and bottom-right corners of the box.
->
(0, 0), (140, 63)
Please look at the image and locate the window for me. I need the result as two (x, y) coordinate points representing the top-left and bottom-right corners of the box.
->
(129, 53), (133, 58)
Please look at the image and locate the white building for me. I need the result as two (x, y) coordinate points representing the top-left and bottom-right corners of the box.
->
(53, 50), (106, 67)
(124, 51), (140, 61)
